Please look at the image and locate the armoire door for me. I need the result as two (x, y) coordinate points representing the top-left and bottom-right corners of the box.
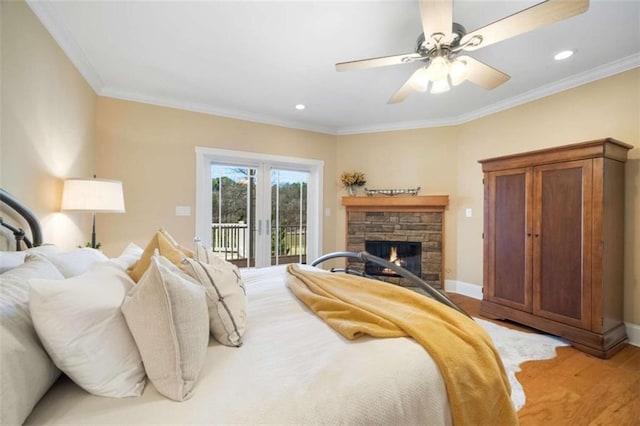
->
(484, 167), (533, 312)
(532, 159), (592, 329)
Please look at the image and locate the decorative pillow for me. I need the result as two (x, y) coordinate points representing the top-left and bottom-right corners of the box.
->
(0, 255), (63, 426)
(122, 255), (209, 401)
(193, 241), (230, 267)
(159, 228), (195, 258)
(110, 242), (144, 270)
(42, 247), (108, 278)
(181, 256), (247, 347)
(29, 261), (146, 398)
(127, 229), (192, 282)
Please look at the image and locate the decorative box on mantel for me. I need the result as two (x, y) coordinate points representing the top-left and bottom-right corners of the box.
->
(342, 195), (448, 288)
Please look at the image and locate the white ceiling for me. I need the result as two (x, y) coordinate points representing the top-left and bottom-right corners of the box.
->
(28, 0), (640, 135)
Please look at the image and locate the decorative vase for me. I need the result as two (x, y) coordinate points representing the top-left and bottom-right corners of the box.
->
(347, 185), (357, 196)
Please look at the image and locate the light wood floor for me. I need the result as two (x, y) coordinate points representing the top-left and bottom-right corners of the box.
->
(448, 294), (640, 426)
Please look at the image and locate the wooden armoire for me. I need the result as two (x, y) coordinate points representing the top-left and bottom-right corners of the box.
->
(479, 138), (633, 359)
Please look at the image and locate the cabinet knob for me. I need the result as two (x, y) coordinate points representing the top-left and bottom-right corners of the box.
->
(535, 234), (540, 238)
(527, 233), (532, 237)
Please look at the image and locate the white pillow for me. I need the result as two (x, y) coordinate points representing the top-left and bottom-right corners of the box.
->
(26, 244), (60, 255)
(43, 247), (108, 277)
(0, 251), (26, 273)
(0, 245), (59, 274)
(181, 256), (247, 347)
(121, 255), (209, 401)
(29, 261), (146, 398)
(0, 255), (63, 425)
(110, 243), (144, 270)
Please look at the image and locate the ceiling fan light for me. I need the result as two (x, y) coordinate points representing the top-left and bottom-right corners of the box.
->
(449, 59), (470, 86)
(430, 79), (450, 94)
(410, 67), (430, 92)
(425, 56), (449, 82)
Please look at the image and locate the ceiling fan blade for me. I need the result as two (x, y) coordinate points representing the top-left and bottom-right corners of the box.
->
(336, 53), (422, 72)
(418, 0), (453, 43)
(459, 55), (510, 89)
(460, 0), (589, 51)
(388, 68), (424, 104)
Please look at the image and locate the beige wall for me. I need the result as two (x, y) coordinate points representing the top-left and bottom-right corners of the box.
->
(336, 68), (639, 325)
(0, 0), (96, 250)
(95, 97), (337, 258)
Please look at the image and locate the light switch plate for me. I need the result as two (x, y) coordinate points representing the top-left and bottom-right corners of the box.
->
(465, 208), (472, 218)
(176, 206), (191, 216)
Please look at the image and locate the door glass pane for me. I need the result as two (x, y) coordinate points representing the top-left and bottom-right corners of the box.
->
(270, 169), (308, 265)
(211, 165), (257, 267)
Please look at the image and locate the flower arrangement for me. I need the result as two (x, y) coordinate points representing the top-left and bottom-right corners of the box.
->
(340, 171), (366, 188)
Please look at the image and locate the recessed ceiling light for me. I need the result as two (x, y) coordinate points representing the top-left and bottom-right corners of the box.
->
(295, 104), (306, 110)
(554, 50), (575, 61)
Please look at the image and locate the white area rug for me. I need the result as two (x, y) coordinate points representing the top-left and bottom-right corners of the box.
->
(475, 317), (569, 411)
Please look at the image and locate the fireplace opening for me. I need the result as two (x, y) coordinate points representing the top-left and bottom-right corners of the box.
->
(365, 240), (422, 277)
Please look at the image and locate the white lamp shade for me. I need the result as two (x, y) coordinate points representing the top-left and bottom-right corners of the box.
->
(425, 56), (449, 82)
(61, 179), (125, 213)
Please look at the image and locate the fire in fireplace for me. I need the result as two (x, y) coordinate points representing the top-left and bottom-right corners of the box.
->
(364, 240), (422, 277)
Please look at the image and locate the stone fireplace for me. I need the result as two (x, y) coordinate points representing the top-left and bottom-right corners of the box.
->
(342, 195), (448, 288)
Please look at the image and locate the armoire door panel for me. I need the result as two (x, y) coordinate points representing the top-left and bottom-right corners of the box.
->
(533, 159), (592, 329)
(485, 168), (532, 311)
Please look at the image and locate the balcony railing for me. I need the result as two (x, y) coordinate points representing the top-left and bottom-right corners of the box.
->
(211, 223), (307, 263)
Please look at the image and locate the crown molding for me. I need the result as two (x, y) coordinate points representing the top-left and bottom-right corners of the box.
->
(26, 0), (104, 94)
(337, 53), (640, 135)
(100, 88), (336, 136)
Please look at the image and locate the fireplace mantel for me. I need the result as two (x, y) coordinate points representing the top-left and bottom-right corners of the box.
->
(342, 195), (448, 211)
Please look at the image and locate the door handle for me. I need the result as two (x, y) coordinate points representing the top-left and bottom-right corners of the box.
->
(266, 220), (271, 236)
(257, 220), (262, 235)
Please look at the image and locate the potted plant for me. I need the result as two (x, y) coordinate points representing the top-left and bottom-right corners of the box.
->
(340, 171), (366, 196)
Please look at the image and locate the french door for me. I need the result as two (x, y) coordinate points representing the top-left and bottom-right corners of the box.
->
(195, 147), (323, 268)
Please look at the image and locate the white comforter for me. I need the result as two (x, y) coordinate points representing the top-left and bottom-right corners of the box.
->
(26, 265), (451, 425)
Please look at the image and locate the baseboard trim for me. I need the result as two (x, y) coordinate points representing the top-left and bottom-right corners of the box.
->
(445, 279), (483, 300)
(625, 322), (640, 347)
(445, 279), (639, 348)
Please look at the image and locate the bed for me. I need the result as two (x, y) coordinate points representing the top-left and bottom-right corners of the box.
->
(1, 188), (515, 425)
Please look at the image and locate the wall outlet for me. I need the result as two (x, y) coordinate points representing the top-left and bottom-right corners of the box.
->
(465, 208), (473, 218)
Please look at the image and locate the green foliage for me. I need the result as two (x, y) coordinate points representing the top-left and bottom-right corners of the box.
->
(212, 175), (307, 227)
(271, 181), (307, 226)
(212, 175), (252, 223)
(79, 242), (101, 249)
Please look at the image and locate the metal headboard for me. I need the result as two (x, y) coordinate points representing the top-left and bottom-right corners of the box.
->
(0, 188), (43, 251)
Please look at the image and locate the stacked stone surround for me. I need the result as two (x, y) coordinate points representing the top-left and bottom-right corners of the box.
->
(346, 210), (444, 288)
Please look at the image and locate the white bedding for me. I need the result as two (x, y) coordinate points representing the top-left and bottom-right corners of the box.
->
(25, 265), (452, 425)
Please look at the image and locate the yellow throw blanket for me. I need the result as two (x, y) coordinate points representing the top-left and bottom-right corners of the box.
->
(286, 264), (518, 426)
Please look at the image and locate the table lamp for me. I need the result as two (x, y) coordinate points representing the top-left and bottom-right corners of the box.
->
(61, 177), (125, 248)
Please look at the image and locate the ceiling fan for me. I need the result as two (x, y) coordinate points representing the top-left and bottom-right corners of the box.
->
(336, 0), (589, 103)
